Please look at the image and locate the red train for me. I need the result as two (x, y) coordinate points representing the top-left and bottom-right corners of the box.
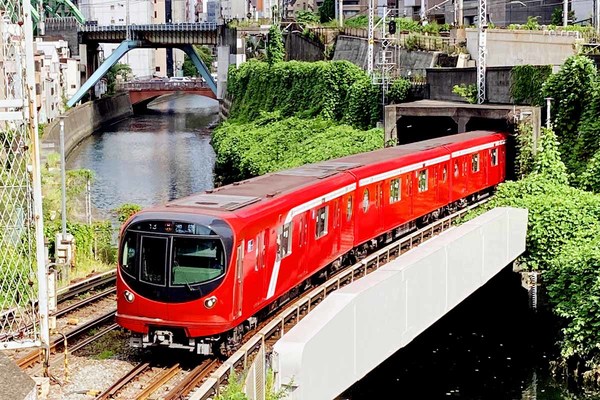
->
(116, 130), (508, 355)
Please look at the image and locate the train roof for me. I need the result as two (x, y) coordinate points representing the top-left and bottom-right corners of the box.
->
(163, 130), (506, 213)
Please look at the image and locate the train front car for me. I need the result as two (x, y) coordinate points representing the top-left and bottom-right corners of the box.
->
(116, 210), (235, 355)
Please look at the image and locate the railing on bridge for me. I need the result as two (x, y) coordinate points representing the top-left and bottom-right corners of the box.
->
(116, 79), (210, 92)
(79, 22), (218, 32)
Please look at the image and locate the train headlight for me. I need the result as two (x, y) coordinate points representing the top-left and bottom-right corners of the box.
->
(204, 296), (217, 309)
(123, 290), (135, 303)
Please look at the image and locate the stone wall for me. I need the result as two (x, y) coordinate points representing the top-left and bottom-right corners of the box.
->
(42, 93), (133, 159)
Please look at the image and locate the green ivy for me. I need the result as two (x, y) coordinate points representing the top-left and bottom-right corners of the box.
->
(542, 55), (597, 175)
(113, 203), (142, 224)
(532, 127), (569, 185)
(515, 121), (534, 179)
(227, 60), (376, 127)
(387, 77), (412, 104)
(452, 83), (477, 104)
(510, 65), (552, 106)
(266, 25), (285, 65)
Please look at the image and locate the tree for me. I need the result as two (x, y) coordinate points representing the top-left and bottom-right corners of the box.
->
(182, 45), (214, 77)
(551, 7), (576, 25)
(266, 25), (285, 65)
(319, 0), (335, 23)
(105, 63), (131, 95)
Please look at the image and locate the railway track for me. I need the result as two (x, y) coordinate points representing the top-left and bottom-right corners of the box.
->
(189, 199), (488, 399)
(0, 270), (116, 344)
(11, 270), (118, 371)
(95, 358), (219, 400)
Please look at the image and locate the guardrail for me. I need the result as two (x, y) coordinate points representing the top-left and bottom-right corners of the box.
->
(79, 22), (219, 32)
(117, 80), (210, 91)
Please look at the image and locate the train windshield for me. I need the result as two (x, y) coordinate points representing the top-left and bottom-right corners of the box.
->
(171, 237), (225, 286)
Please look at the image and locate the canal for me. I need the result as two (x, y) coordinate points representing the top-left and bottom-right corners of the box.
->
(66, 94), (597, 400)
(66, 94), (219, 219)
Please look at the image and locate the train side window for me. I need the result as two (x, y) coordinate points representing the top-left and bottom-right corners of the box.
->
(472, 153), (480, 172)
(121, 233), (137, 276)
(491, 148), (498, 166)
(277, 222), (292, 259)
(442, 165), (447, 182)
(346, 196), (353, 221)
(454, 161), (459, 177)
(316, 206), (329, 238)
(418, 169), (428, 192)
(362, 189), (369, 212)
(390, 178), (401, 203)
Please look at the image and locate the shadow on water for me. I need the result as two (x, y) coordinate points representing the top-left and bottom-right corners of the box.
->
(339, 267), (600, 400)
(66, 94), (219, 220)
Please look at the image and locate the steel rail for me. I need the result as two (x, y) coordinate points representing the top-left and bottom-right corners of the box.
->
(193, 199), (490, 399)
(134, 363), (181, 400)
(95, 362), (151, 400)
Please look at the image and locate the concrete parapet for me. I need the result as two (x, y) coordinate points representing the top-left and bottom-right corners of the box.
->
(273, 207), (528, 400)
(42, 93), (133, 160)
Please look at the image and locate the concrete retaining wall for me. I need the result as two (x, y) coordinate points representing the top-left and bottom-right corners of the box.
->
(427, 66), (514, 103)
(465, 28), (578, 67)
(333, 36), (441, 77)
(284, 32), (325, 62)
(42, 93), (133, 159)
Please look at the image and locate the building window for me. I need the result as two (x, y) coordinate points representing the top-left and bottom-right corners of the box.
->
(418, 169), (428, 192)
(491, 148), (498, 166)
(110, 4), (114, 9)
(362, 189), (369, 212)
(390, 178), (400, 203)
(277, 223), (292, 260)
(472, 153), (480, 172)
(155, 66), (161, 72)
(316, 206), (328, 238)
(154, 11), (157, 18)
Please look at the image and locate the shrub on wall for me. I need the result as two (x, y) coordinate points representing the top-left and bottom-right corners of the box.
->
(510, 64), (552, 106)
(227, 60), (376, 127)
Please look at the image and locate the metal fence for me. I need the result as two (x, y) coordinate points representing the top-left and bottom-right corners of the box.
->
(0, 0), (48, 351)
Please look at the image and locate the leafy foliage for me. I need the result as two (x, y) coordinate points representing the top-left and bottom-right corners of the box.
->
(551, 7), (576, 25)
(113, 203), (142, 224)
(452, 83), (477, 104)
(542, 55), (597, 174)
(182, 45), (214, 77)
(387, 77), (412, 104)
(579, 149), (600, 192)
(267, 25), (285, 65)
(510, 65), (552, 105)
(344, 79), (381, 130)
(532, 127), (568, 185)
(515, 122), (535, 179)
(212, 113), (383, 183)
(296, 10), (320, 25)
(227, 60), (376, 126)
(106, 63), (131, 95)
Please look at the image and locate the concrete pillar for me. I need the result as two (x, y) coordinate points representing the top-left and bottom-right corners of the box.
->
(217, 45), (229, 100)
(384, 105), (398, 146)
(453, 116), (469, 133)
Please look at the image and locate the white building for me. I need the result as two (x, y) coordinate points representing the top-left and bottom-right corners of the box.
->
(34, 39), (81, 123)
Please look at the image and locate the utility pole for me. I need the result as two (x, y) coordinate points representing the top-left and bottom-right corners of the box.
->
(420, 0), (426, 23)
(126, 0), (131, 40)
(477, 0), (486, 104)
(367, 0), (374, 75)
(338, 0), (343, 27)
(38, 0), (45, 35)
(596, 0), (600, 34)
(59, 117), (67, 240)
(563, 0), (568, 26)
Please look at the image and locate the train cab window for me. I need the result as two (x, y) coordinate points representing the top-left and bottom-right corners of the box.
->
(418, 169), (428, 192)
(390, 178), (401, 203)
(362, 189), (369, 212)
(277, 223), (292, 260)
(171, 237), (225, 285)
(346, 196), (353, 221)
(140, 236), (167, 286)
(491, 148), (498, 166)
(121, 233), (137, 277)
(316, 206), (329, 238)
(472, 153), (480, 172)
